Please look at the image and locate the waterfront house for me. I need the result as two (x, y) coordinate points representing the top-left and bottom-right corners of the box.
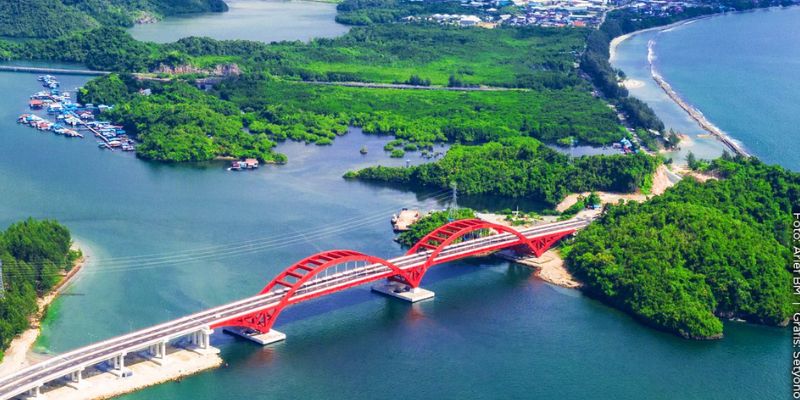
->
(244, 158), (260, 169)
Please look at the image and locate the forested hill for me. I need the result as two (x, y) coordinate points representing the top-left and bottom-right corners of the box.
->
(0, 0), (228, 38)
(566, 157), (797, 339)
(0, 219), (80, 358)
(345, 137), (660, 206)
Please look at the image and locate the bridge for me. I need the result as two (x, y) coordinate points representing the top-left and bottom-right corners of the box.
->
(0, 218), (589, 399)
(0, 66), (111, 77)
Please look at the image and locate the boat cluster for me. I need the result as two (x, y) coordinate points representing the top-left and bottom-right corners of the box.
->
(17, 114), (82, 137)
(17, 75), (135, 152)
(39, 74), (59, 89)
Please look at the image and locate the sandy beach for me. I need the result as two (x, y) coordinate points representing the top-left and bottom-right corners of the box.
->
(556, 165), (676, 215)
(622, 79), (645, 89)
(608, 14), (714, 63)
(0, 240), (89, 377)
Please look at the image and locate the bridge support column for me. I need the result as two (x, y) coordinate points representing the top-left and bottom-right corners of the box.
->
(372, 281), (434, 303)
(25, 385), (44, 399)
(186, 327), (220, 354)
(159, 341), (167, 359)
(65, 369), (86, 390)
(201, 327), (213, 349)
(110, 353), (131, 378)
(113, 354), (124, 370)
(223, 327), (286, 346)
(145, 341), (169, 365)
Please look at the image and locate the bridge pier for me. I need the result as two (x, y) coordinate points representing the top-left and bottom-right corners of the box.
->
(372, 282), (435, 303)
(108, 353), (132, 378)
(64, 369), (86, 390)
(144, 341), (168, 365)
(186, 327), (220, 354)
(23, 385), (44, 399)
(223, 327), (286, 346)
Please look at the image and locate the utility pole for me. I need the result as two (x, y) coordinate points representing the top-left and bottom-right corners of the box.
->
(570, 137), (576, 160)
(448, 181), (458, 222)
(0, 260), (5, 299)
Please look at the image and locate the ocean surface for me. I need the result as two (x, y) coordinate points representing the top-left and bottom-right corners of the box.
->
(129, 0), (349, 43)
(613, 6), (800, 170)
(0, 6), (791, 399)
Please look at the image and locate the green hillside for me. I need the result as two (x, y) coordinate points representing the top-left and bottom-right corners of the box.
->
(0, 0), (228, 38)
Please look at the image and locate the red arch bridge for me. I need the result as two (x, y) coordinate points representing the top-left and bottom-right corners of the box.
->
(0, 218), (589, 399)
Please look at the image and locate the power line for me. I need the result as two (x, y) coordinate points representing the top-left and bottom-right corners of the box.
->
(2, 190), (454, 280)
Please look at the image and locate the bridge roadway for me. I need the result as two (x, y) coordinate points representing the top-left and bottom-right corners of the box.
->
(0, 66), (111, 76)
(0, 218), (589, 399)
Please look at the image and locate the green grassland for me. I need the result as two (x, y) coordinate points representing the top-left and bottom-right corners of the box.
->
(261, 25), (588, 88)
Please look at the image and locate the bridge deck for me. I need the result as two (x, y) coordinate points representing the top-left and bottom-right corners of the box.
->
(0, 218), (590, 399)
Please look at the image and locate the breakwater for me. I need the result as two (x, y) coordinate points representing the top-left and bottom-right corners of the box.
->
(646, 38), (750, 157)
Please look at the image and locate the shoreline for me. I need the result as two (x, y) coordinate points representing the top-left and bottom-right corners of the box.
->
(608, 13), (751, 158)
(474, 213), (582, 289)
(645, 39), (750, 158)
(608, 14), (714, 63)
(478, 164), (677, 289)
(497, 249), (582, 289)
(0, 240), (89, 377)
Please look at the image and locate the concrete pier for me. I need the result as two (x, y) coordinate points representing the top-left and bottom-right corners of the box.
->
(223, 327), (286, 346)
(372, 282), (435, 303)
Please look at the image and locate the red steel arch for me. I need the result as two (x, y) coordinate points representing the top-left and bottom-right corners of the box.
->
(212, 223), (576, 333)
(213, 250), (409, 333)
(401, 219), (538, 287)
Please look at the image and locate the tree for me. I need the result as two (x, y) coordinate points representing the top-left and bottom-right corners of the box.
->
(686, 151), (699, 170)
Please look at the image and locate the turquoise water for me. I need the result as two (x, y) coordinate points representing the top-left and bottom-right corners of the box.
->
(613, 6), (800, 170)
(0, 68), (787, 400)
(0, 7), (792, 399)
(129, 0), (349, 43)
